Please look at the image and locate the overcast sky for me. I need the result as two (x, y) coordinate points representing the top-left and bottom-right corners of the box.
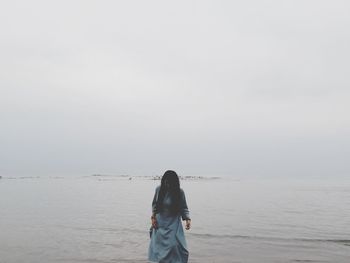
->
(1, 0), (349, 177)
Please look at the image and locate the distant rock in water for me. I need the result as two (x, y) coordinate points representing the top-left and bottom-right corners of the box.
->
(0, 175), (2, 179)
(91, 174), (130, 178)
(149, 175), (220, 180)
(90, 174), (220, 181)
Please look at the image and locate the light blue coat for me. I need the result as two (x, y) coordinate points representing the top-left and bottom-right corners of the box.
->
(148, 185), (191, 263)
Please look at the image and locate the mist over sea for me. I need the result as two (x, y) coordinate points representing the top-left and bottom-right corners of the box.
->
(1, 174), (349, 263)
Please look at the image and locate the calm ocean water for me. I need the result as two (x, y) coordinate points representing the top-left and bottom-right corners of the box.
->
(0, 175), (349, 263)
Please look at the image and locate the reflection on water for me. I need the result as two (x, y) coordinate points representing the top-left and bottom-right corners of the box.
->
(0, 175), (350, 262)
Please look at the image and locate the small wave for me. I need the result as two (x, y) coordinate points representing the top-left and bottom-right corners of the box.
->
(189, 232), (252, 239)
(324, 239), (350, 245)
(104, 227), (350, 247)
(292, 260), (327, 262)
(188, 232), (350, 246)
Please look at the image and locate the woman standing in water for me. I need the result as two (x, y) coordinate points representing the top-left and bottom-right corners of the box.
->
(148, 170), (191, 263)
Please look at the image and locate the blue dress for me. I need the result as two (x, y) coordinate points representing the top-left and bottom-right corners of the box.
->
(148, 185), (191, 263)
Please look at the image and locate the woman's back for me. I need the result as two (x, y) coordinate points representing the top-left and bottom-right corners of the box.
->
(153, 185), (190, 220)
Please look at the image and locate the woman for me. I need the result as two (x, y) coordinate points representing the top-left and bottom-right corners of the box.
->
(148, 170), (192, 263)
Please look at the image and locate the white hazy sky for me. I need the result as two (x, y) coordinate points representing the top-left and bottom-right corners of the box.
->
(1, 0), (349, 177)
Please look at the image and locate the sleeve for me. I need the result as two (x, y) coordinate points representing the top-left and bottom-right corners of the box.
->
(152, 186), (160, 214)
(180, 189), (191, 220)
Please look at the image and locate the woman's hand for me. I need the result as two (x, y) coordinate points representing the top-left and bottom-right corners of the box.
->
(185, 219), (191, 230)
(151, 215), (158, 229)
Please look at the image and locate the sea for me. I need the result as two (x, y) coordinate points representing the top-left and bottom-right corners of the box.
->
(0, 174), (349, 263)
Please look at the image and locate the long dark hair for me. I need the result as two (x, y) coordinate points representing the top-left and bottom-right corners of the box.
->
(156, 170), (181, 214)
